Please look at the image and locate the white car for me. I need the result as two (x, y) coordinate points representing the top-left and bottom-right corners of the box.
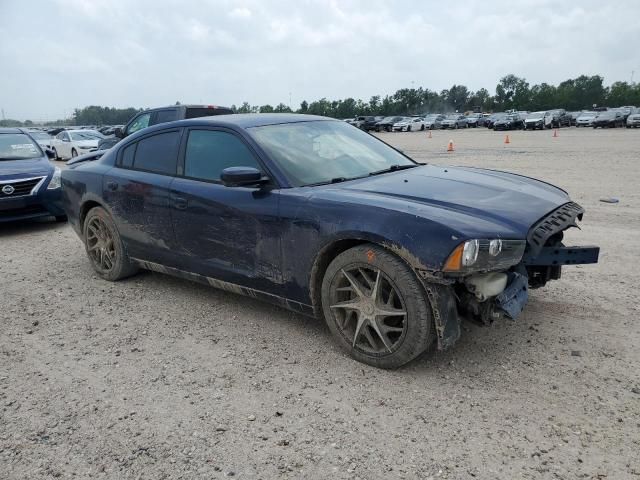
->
(50, 130), (104, 160)
(524, 111), (553, 130)
(576, 112), (597, 127)
(27, 131), (53, 150)
(392, 117), (425, 132)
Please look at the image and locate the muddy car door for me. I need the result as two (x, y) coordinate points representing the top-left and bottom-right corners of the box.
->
(169, 127), (282, 293)
(102, 129), (181, 264)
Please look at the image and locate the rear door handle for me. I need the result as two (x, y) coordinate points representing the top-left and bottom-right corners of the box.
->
(106, 181), (118, 191)
(172, 196), (188, 210)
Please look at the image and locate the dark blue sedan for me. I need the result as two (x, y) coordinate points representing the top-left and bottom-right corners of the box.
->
(61, 114), (599, 368)
(0, 128), (66, 223)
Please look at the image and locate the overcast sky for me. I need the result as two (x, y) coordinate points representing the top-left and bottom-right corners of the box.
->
(1, 0), (639, 120)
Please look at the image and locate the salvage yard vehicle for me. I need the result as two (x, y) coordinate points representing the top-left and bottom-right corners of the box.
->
(392, 117), (425, 132)
(0, 128), (66, 223)
(440, 114), (468, 129)
(50, 129), (104, 160)
(592, 111), (625, 128)
(374, 116), (404, 132)
(97, 104), (235, 150)
(493, 113), (524, 131)
(422, 114), (445, 130)
(61, 114), (599, 369)
(575, 111), (597, 127)
(626, 112), (640, 128)
(524, 111), (553, 130)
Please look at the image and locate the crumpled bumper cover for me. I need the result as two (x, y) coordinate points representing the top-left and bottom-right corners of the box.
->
(495, 272), (529, 320)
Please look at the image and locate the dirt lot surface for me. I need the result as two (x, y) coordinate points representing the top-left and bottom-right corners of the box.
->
(1, 127), (639, 479)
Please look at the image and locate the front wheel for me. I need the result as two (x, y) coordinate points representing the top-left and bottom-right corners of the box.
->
(71, 148), (78, 158)
(321, 244), (434, 369)
(83, 206), (138, 281)
(407, 125), (412, 132)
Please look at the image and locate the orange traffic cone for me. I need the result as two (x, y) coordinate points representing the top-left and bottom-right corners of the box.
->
(553, 129), (558, 138)
(504, 134), (510, 144)
(447, 140), (454, 152)
(428, 130), (432, 139)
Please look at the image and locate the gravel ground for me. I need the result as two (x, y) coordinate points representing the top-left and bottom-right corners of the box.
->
(1, 127), (639, 479)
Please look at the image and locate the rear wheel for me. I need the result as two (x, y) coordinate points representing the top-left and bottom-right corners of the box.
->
(321, 244), (434, 369)
(83, 206), (138, 281)
(52, 147), (60, 160)
(407, 125), (412, 132)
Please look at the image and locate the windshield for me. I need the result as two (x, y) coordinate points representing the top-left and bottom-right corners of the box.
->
(0, 133), (42, 160)
(526, 112), (545, 119)
(250, 120), (415, 187)
(446, 114), (459, 120)
(424, 115), (438, 120)
(69, 131), (103, 141)
(597, 112), (614, 118)
(579, 112), (596, 117)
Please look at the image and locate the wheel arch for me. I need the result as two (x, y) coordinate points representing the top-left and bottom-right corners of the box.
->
(308, 232), (431, 317)
(79, 198), (108, 230)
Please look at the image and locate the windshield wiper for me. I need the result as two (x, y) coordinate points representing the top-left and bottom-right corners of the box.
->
(304, 176), (352, 187)
(368, 164), (418, 176)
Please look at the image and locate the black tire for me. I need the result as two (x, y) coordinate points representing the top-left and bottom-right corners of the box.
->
(71, 148), (78, 158)
(83, 206), (138, 281)
(420, 125), (425, 131)
(407, 125), (412, 132)
(55, 215), (67, 223)
(321, 244), (434, 369)
(52, 147), (60, 161)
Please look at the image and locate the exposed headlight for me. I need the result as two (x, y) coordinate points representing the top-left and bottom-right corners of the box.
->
(443, 239), (526, 273)
(47, 167), (61, 190)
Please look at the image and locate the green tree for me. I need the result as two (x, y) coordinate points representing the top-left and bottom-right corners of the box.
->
(495, 74), (530, 110)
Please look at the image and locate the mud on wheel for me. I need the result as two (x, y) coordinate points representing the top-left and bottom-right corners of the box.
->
(321, 244), (434, 369)
(83, 206), (138, 281)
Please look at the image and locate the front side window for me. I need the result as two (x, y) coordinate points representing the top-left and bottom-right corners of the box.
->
(0, 133), (41, 160)
(132, 131), (180, 175)
(127, 113), (151, 136)
(184, 130), (261, 182)
(250, 120), (415, 187)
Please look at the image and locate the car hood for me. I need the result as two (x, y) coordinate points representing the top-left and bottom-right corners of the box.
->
(314, 165), (570, 237)
(0, 157), (52, 178)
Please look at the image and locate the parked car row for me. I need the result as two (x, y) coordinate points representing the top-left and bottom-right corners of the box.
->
(345, 105), (639, 133)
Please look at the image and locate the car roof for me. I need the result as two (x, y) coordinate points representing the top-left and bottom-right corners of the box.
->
(0, 128), (25, 134)
(167, 113), (333, 129)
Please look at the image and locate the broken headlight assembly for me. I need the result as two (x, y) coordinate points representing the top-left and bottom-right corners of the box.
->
(443, 239), (526, 273)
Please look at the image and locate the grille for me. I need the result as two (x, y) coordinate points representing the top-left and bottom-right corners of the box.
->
(527, 202), (584, 255)
(0, 177), (44, 198)
(0, 204), (47, 219)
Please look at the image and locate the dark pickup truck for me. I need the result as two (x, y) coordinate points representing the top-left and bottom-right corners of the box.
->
(97, 104), (234, 150)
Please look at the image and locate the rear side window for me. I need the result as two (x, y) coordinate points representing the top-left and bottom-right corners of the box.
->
(153, 109), (177, 125)
(132, 131), (180, 175)
(184, 107), (234, 119)
(121, 143), (136, 168)
(184, 130), (260, 182)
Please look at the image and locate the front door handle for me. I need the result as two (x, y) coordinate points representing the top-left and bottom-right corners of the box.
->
(172, 196), (188, 210)
(106, 181), (118, 191)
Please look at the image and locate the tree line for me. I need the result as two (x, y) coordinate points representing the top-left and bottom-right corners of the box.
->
(2, 74), (639, 127)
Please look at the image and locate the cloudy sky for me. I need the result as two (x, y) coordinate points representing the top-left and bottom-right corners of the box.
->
(1, 0), (639, 120)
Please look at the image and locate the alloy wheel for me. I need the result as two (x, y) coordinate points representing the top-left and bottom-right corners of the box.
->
(329, 265), (407, 354)
(86, 216), (116, 272)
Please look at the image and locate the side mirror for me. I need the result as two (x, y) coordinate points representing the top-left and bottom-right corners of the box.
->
(221, 167), (267, 187)
(45, 148), (55, 159)
(114, 127), (124, 139)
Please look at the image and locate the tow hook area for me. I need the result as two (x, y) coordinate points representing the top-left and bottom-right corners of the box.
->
(459, 271), (529, 325)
